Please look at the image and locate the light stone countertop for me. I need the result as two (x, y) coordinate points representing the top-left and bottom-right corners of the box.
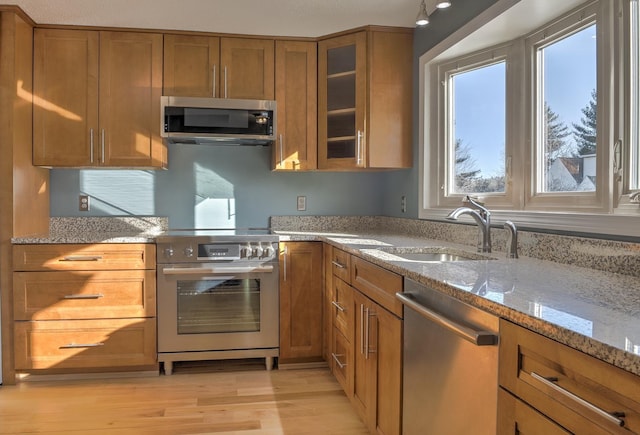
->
(277, 230), (640, 377)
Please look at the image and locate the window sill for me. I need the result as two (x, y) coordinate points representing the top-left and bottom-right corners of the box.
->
(419, 207), (640, 240)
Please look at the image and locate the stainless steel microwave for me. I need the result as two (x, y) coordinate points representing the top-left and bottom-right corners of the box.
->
(161, 96), (276, 145)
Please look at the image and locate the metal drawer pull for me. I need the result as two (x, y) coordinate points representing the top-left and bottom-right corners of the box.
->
(530, 372), (625, 427)
(60, 342), (105, 349)
(63, 294), (104, 300)
(331, 260), (346, 269)
(331, 301), (345, 312)
(331, 353), (347, 369)
(396, 292), (498, 346)
(59, 256), (103, 262)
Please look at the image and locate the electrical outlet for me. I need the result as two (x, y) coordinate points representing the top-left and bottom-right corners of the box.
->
(401, 195), (407, 213)
(297, 196), (307, 211)
(79, 195), (90, 212)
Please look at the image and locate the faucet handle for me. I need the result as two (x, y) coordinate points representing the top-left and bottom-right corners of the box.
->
(464, 196), (490, 219)
(504, 221), (518, 259)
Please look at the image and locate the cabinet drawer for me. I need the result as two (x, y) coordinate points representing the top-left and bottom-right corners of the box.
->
(13, 270), (156, 320)
(331, 248), (351, 284)
(331, 327), (353, 396)
(332, 278), (354, 341)
(351, 256), (403, 317)
(498, 388), (570, 434)
(14, 318), (157, 370)
(499, 319), (640, 434)
(13, 244), (156, 271)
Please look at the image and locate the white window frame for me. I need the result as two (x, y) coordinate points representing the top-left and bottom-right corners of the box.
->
(525, 3), (609, 212)
(433, 44), (520, 211)
(419, 0), (640, 238)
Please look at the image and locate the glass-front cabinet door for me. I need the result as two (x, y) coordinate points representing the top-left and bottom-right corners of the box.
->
(318, 32), (367, 169)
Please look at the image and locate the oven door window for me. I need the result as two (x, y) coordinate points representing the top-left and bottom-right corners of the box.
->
(177, 277), (260, 334)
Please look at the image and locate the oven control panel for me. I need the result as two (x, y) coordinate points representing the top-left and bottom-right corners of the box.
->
(158, 241), (278, 263)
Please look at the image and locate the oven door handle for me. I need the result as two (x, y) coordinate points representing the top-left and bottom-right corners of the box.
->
(161, 265), (274, 275)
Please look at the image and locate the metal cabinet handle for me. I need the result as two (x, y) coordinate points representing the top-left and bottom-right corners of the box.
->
(396, 292), (498, 346)
(331, 260), (346, 269)
(59, 256), (103, 262)
(364, 307), (371, 359)
(212, 65), (217, 97)
(101, 129), (105, 163)
(224, 66), (228, 98)
(89, 128), (94, 163)
(530, 372), (625, 427)
(60, 342), (104, 349)
(331, 353), (347, 369)
(282, 245), (287, 282)
(63, 294), (104, 300)
(356, 130), (364, 166)
(331, 300), (345, 312)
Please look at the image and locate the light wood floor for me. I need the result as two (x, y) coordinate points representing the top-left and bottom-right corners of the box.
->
(0, 362), (369, 434)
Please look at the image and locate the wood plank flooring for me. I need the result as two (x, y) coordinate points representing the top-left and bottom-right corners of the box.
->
(0, 362), (369, 434)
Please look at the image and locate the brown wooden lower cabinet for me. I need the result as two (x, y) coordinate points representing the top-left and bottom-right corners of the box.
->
(12, 243), (157, 375)
(498, 388), (570, 434)
(499, 319), (640, 434)
(325, 243), (402, 435)
(14, 318), (156, 370)
(278, 241), (324, 364)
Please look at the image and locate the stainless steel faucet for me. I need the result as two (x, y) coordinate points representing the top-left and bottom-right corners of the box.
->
(503, 220), (518, 259)
(446, 196), (492, 253)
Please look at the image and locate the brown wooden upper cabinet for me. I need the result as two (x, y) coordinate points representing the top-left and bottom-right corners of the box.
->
(164, 34), (274, 100)
(33, 29), (166, 168)
(273, 40), (317, 171)
(318, 28), (412, 170)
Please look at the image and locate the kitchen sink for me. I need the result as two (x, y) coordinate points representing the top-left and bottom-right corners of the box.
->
(377, 247), (494, 262)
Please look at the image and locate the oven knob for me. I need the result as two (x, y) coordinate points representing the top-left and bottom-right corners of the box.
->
(262, 244), (273, 258)
(164, 247), (174, 258)
(242, 245), (253, 259)
(184, 246), (194, 258)
(253, 245), (264, 258)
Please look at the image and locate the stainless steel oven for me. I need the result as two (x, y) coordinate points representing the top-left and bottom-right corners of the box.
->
(156, 230), (279, 374)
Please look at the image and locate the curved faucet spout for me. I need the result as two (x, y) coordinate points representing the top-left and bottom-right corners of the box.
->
(446, 198), (492, 253)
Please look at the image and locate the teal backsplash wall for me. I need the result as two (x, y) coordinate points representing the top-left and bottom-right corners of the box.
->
(50, 144), (386, 228)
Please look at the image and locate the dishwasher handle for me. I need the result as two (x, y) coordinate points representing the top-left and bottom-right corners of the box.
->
(396, 292), (498, 346)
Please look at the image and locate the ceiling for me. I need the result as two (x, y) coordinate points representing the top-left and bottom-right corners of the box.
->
(5, 0), (432, 37)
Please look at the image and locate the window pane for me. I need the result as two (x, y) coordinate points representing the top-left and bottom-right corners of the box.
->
(451, 62), (506, 194)
(631, 0), (640, 190)
(539, 25), (597, 193)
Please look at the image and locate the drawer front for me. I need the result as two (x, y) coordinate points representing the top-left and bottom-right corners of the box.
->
(499, 319), (640, 434)
(13, 244), (156, 271)
(14, 318), (157, 370)
(13, 270), (156, 320)
(498, 388), (570, 434)
(332, 278), (354, 341)
(351, 256), (403, 317)
(331, 248), (351, 284)
(331, 327), (353, 397)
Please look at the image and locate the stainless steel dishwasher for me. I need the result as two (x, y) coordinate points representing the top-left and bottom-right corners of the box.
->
(397, 278), (499, 434)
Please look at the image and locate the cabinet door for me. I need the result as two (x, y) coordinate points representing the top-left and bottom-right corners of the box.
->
(33, 28), (99, 166)
(274, 40), (317, 171)
(220, 38), (274, 100)
(372, 300), (402, 435)
(163, 34), (220, 97)
(99, 31), (165, 168)
(279, 242), (323, 363)
(318, 32), (367, 170)
(352, 290), (375, 425)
